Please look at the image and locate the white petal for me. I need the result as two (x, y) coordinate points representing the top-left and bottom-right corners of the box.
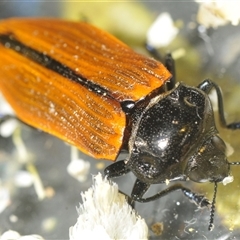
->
(69, 173), (148, 239)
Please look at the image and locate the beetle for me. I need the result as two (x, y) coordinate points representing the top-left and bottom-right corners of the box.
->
(0, 18), (240, 230)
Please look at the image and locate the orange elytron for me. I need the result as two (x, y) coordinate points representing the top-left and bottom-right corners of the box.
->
(0, 18), (171, 160)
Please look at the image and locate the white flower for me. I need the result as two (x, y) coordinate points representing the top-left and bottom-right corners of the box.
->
(69, 173), (148, 240)
(147, 12), (178, 48)
(0, 230), (44, 240)
(0, 93), (18, 137)
(195, 1), (240, 28)
(67, 146), (90, 182)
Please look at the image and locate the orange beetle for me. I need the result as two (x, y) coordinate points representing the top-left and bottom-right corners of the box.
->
(2, 18), (240, 231)
(0, 18), (171, 160)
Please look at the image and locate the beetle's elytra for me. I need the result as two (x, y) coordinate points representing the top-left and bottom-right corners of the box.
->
(0, 18), (240, 230)
(0, 18), (171, 160)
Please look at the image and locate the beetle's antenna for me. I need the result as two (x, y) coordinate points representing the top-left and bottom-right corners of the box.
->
(208, 182), (217, 231)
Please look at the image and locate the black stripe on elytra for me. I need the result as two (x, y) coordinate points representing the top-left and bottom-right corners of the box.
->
(0, 34), (114, 100)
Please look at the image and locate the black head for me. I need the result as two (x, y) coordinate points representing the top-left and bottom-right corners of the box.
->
(186, 135), (230, 183)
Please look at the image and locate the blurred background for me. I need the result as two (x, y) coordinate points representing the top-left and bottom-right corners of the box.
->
(0, 1), (240, 239)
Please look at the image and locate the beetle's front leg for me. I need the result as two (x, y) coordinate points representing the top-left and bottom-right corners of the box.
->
(104, 160), (134, 205)
(131, 179), (210, 209)
(104, 160), (131, 179)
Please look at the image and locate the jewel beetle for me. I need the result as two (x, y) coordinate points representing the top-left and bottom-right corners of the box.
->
(0, 18), (240, 231)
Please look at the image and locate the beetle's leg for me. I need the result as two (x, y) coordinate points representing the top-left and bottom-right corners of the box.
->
(131, 178), (150, 200)
(198, 79), (240, 130)
(131, 179), (210, 209)
(132, 179), (215, 231)
(104, 160), (134, 205)
(104, 160), (131, 179)
(164, 53), (176, 90)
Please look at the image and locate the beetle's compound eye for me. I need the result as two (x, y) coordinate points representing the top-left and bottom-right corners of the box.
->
(187, 135), (229, 183)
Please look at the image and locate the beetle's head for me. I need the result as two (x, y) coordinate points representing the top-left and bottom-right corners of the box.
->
(186, 135), (230, 183)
